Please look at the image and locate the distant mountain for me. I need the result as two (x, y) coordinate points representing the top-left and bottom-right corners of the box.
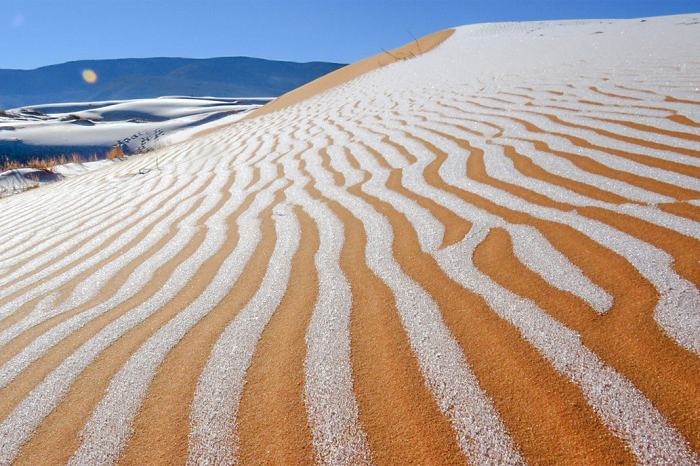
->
(0, 57), (347, 109)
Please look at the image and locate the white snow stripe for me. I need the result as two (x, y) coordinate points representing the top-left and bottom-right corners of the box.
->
(347, 118), (613, 314)
(0, 172), (173, 286)
(282, 142), (374, 466)
(0, 168), (232, 466)
(327, 49), (700, 461)
(407, 121), (700, 242)
(185, 200), (299, 466)
(302, 137), (525, 465)
(0, 143), (280, 465)
(71, 182), (289, 466)
(505, 224), (613, 313)
(0, 166), (254, 389)
(410, 123), (700, 358)
(435, 227), (700, 466)
(0, 140), (262, 347)
(0, 168), (212, 349)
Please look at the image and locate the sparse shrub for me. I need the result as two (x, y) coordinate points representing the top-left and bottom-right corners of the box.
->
(0, 146), (132, 175)
(25, 158), (57, 172)
(106, 145), (126, 160)
(0, 159), (22, 172)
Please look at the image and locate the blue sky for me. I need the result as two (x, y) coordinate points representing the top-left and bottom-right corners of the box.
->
(1, 0), (699, 70)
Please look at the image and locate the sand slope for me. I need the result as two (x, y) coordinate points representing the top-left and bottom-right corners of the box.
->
(1, 13), (700, 466)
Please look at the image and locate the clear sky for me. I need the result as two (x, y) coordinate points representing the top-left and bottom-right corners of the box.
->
(1, 0), (699, 70)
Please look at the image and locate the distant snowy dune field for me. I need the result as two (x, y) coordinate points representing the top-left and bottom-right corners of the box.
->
(0, 96), (271, 197)
(0, 96), (271, 160)
(0, 12), (699, 466)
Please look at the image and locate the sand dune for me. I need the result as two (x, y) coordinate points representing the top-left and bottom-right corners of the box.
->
(0, 97), (268, 163)
(0, 12), (700, 466)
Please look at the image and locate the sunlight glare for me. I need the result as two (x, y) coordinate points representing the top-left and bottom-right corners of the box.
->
(82, 69), (98, 84)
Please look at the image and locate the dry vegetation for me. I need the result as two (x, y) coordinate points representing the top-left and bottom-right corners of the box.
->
(0, 146), (126, 174)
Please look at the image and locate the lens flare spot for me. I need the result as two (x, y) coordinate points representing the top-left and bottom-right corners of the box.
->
(82, 69), (98, 84)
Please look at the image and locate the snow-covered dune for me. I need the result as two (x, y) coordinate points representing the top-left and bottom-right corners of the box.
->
(0, 96), (270, 160)
(0, 13), (699, 466)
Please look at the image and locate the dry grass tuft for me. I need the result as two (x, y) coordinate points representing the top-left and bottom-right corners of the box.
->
(107, 145), (126, 160)
(0, 148), (128, 174)
(25, 158), (59, 172)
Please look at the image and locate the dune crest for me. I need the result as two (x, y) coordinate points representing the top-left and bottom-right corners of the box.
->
(245, 28), (455, 120)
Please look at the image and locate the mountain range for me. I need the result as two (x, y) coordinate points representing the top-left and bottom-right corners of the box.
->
(0, 56), (346, 109)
